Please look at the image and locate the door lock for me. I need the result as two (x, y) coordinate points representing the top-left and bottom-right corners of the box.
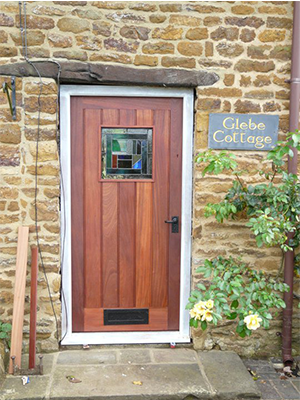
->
(164, 216), (179, 233)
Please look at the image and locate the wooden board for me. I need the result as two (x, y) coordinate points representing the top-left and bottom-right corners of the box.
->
(9, 226), (29, 374)
(29, 246), (38, 369)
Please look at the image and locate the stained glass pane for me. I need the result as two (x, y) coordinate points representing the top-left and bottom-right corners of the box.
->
(101, 128), (153, 179)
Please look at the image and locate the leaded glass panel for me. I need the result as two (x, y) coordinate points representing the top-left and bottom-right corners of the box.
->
(101, 128), (153, 179)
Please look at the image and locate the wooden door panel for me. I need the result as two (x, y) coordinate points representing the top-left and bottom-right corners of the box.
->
(119, 183), (136, 308)
(71, 97), (183, 333)
(102, 183), (118, 308)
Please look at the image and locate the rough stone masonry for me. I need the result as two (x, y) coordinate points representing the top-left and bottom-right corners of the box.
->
(0, 1), (299, 358)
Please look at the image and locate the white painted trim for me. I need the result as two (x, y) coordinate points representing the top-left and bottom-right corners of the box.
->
(60, 85), (194, 345)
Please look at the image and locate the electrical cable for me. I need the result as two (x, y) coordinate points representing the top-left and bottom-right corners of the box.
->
(18, 1), (68, 345)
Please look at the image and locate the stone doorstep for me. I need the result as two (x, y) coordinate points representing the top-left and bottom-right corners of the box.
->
(0, 349), (261, 400)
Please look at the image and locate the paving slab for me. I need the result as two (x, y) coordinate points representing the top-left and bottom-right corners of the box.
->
(199, 351), (261, 400)
(21, 353), (55, 375)
(271, 379), (300, 399)
(152, 348), (198, 363)
(256, 381), (281, 400)
(50, 363), (211, 400)
(0, 375), (49, 400)
(57, 350), (117, 365)
(119, 349), (151, 364)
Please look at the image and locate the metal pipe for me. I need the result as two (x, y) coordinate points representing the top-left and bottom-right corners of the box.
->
(282, 1), (300, 365)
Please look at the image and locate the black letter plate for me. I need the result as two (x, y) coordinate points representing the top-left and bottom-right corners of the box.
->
(104, 309), (149, 325)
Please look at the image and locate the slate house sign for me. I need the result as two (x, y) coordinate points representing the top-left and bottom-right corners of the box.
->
(208, 113), (279, 151)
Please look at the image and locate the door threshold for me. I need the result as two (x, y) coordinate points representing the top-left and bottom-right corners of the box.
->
(61, 331), (191, 346)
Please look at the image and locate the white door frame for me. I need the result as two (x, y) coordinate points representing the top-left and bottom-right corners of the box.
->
(60, 85), (193, 345)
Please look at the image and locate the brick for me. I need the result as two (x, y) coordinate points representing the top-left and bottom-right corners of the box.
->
(248, 45), (272, 60)
(224, 74), (235, 87)
(234, 99), (261, 113)
(235, 60), (275, 73)
(25, 97), (57, 114)
(16, 15), (54, 29)
(245, 90), (274, 100)
(178, 42), (203, 57)
(71, 8), (103, 20)
(10, 31), (45, 46)
(169, 15), (201, 27)
(211, 27), (239, 41)
(0, 124), (21, 144)
(142, 42), (174, 55)
(216, 43), (244, 57)
(225, 16), (265, 29)
(134, 55), (158, 67)
(0, 145), (19, 167)
(270, 45), (291, 61)
(267, 17), (293, 29)
(240, 28), (256, 43)
(130, 3), (157, 12)
(186, 28), (208, 41)
(254, 75), (272, 87)
(159, 4), (182, 12)
(0, 46), (17, 57)
(57, 18), (90, 33)
(89, 53), (132, 64)
(0, 12), (14, 27)
(205, 42), (213, 57)
(258, 30), (285, 42)
(120, 26), (150, 41)
(32, 5), (65, 16)
(104, 38), (139, 53)
(203, 17), (222, 27)
(106, 12), (145, 23)
(149, 15), (166, 24)
(76, 36), (102, 51)
(162, 56), (195, 69)
(153, 26), (183, 40)
(231, 5), (255, 15)
(92, 21), (111, 37)
(48, 34), (72, 48)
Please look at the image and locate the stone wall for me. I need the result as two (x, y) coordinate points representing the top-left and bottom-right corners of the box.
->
(0, 1), (299, 357)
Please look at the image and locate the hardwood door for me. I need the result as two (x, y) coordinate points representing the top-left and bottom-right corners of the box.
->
(71, 96), (183, 332)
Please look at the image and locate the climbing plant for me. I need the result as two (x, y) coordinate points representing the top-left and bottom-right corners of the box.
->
(187, 131), (300, 337)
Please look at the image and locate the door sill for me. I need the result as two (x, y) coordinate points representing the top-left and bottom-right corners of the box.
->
(61, 331), (191, 345)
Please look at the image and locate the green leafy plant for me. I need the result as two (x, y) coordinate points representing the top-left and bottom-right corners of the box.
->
(188, 131), (300, 335)
(0, 321), (12, 348)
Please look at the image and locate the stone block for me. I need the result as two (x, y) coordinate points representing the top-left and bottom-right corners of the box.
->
(0, 46), (17, 57)
(211, 27), (239, 41)
(53, 50), (88, 61)
(186, 28), (208, 40)
(254, 75), (272, 87)
(32, 4), (65, 16)
(224, 74), (234, 86)
(203, 16), (221, 27)
(259, 29), (285, 42)
(71, 8), (103, 20)
(25, 97), (57, 114)
(25, 81), (57, 95)
(162, 56), (195, 69)
(120, 26), (150, 41)
(104, 38), (139, 53)
(89, 52), (132, 64)
(57, 17), (90, 33)
(0, 124), (21, 144)
(258, 6), (287, 15)
(29, 141), (58, 162)
(153, 26), (183, 40)
(142, 42), (174, 54)
(25, 128), (57, 141)
(267, 17), (293, 29)
(169, 15), (201, 26)
(106, 12), (145, 23)
(149, 14), (166, 24)
(130, 3), (157, 12)
(27, 164), (59, 176)
(188, 4), (225, 13)
(235, 60), (275, 73)
(197, 98), (221, 111)
(234, 100), (261, 113)
(216, 42), (244, 57)
(92, 21), (111, 37)
(91, 1), (126, 9)
(0, 12), (14, 27)
(247, 45), (271, 60)
(48, 33), (72, 48)
(0, 145), (19, 167)
(240, 28), (256, 43)
(225, 16), (265, 28)
(16, 15), (55, 29)
(231, 5), (255, 15)
(245, 90), (274, 100)
(134, 55), (158, 67)
(178, 41), (203, 56)
(205, 42), (213, 57)
(270, 45), (291, 61)
(10, 31), (45, 46)
(159, 4), (182, 12)
(0, 29), (7, 43)
(119, 349), (152, 364)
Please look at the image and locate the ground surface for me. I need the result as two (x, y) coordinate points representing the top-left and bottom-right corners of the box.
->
(243, 358), (300, 400)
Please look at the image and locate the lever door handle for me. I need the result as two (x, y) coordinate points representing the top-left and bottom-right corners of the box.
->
(164, 216), (179, 233)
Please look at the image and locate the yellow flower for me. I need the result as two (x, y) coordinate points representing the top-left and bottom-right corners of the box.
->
(201, 310), (213, 322)
(189, 308), (201, 320)
(205, 299), (214, 309)
(243, 314), (262, 330)
(194, 301), (206, 314)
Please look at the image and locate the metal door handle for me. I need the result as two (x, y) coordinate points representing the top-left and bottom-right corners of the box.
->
(164, 216), (179, 233)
